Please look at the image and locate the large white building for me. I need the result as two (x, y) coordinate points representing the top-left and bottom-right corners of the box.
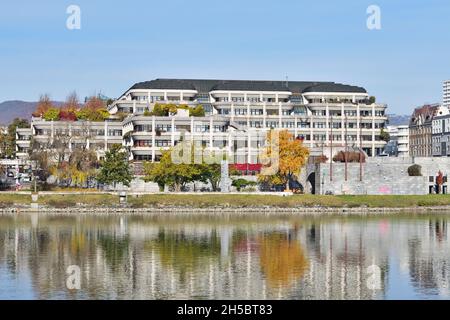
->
(16, 78), (388, 172)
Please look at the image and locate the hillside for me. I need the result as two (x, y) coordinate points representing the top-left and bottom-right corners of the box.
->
(0, 100), (62, 125)
(387, 114), (410, 126)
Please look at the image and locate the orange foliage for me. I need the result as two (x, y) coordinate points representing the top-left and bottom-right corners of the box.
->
(85, 96), (106, 111)
(258, 233), (308, 289)
(33, 94), (54, 117)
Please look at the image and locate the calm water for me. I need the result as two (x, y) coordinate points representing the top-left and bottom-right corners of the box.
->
(0, 212), (449, 300)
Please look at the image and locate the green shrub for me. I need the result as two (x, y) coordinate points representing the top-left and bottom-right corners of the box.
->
(232, 179), (257, 192)
(408, 164), (422, 176)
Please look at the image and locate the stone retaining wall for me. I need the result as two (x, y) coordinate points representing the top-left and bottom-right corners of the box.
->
(316, 157), (450, 195)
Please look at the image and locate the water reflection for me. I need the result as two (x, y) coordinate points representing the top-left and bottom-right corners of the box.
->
(0, 213), (449, 300)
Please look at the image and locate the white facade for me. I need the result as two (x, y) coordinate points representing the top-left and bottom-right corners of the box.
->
(16, 79), (389, 168)
(387, 125), (410, 157)
(444, 80), (450, 109)
(108, 79), (388, 163)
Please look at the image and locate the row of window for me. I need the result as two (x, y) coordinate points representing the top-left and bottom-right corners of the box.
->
(35, 129), (122, 136)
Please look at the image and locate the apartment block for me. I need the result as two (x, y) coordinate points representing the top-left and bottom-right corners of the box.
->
(432, 106), (450, 157)
(16, 78), (388, 169)
(409, 103), (441, 157)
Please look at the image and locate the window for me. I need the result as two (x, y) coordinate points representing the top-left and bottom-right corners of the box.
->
(108, 129), (122, 136)
(313, 122), (326, 128)
(251, 109), (263, 115)
(282, 122), (295, 128)
(297, 122), (310, 128)
(135, 140), (152, 147)
(313, 110), (326, 116)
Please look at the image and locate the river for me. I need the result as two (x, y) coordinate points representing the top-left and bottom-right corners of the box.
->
(0, 212), (449, 300)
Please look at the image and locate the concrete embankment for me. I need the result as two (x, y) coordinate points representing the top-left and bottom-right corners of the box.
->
(2, 205), (450, 216)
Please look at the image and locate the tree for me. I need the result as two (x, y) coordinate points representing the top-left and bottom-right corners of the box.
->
(143, 153), (172, 191)
(66, 148), (99, 187)
(259, 130), (310, 191)
(29, 139), (53, 188)
(33, 94), (54, 117)
(189, 105), (205, 117)
(143, 149), (201, 192)
(149, 103), (178, 116)
(200, 163), (221, 191)
(2, 118), (30, 158)
(62, 91), (80, 112)
(97, 144), (133, 188)
(380, 128), (390, 142)
(369, 96), (376, 104)
(43, 108), (60, 121)
(59, 110), (77, 121)
(85, 96), (106, 111)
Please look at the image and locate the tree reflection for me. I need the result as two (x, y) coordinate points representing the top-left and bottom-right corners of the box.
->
(258, 232), (308, 289)
(98, 233), (130, 271)
(151, 229), (221, 279)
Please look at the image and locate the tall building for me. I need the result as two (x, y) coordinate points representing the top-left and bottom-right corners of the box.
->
(17, 78), (388, 169)
(432, 106), (450, 157)
(409, 103), (440, 157)
(443, 80), (450, 109)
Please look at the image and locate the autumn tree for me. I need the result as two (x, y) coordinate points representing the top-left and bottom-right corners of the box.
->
(59, 92), (80, 121)
(65, 148), (99, 187)
(29, 139), (53, 186)
(63, 91), (80, 112)
(143, 149), (201, 192)
(33, 94), (54, 117)
(85, 96), (106, 111)
(259, 130), (310, 191)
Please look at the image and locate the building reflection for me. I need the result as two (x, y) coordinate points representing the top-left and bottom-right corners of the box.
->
(0, 214), (449, 299)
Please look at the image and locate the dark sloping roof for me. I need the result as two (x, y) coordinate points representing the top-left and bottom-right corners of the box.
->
(211, 80), (290, 92)
(409, 103), (441, 126)
(302, 83), (366, 94)
(126, 78), (367, 95)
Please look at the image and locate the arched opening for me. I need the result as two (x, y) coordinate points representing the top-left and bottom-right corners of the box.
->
(307, 173), (316, 194)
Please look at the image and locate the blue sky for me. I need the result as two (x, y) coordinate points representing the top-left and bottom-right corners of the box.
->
(0, 0), (449, 114)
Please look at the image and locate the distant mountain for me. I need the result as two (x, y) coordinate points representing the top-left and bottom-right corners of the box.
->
(387, 114), (410, 126)
(0, 100), (63, 125)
